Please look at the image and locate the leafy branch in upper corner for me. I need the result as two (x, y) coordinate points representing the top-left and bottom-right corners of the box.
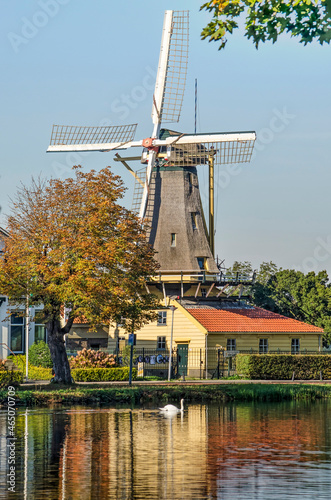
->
(200, 1), (331, 49)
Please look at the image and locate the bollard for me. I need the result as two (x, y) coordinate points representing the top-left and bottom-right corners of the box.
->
(291, 371), (295, 381)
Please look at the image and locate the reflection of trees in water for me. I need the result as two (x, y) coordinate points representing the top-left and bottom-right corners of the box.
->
(11, 401), (331, 500)
(56, 407), (208, 500)
(206, 401), (331, 498)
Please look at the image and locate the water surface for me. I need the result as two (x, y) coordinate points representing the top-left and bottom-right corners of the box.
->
(0, 400), (330, 499)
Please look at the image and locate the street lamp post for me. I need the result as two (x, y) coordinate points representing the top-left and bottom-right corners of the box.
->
(168, 305), (177, 381)
(25, 296), (30, 381)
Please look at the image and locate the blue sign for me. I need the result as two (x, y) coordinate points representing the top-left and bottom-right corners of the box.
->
(128, 334), (135, 345)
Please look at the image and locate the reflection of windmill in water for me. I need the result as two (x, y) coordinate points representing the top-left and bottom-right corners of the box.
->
(47, 10), (256, 295)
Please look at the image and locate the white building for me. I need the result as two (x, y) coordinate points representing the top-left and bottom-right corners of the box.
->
(0, 227), (47, 359)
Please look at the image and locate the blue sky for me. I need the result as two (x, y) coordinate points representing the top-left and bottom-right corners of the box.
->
(1, 0), (331, 276)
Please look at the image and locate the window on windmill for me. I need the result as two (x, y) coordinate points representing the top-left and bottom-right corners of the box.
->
(171, 233), (176, 247)
(259, 338), (268, 354)
(201, 288), (206, 297)
(188, 172), (194, 193)
(227, 339), (236, 351)
(197, 257), (206, 270)
(157, 311), (167, 325)
(191, 212), (197, 230)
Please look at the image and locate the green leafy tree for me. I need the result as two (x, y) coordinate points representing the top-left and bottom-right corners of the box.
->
(200, 1), (331, 49)
(0, 167), (159, 384)
(226, 260), (253, 275)
(256, 261), (278, 285)
(253, 268), (331, 346)
(28, 341), (53, 368)
(226, 260), (331, 345)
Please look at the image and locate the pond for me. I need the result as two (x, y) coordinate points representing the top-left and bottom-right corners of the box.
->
(0, 400), (331, 499)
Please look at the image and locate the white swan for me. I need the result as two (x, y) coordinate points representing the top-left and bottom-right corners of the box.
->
(159, 398), (184, 413)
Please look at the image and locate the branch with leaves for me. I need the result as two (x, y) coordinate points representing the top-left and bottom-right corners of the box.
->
(200, 0), (331, 49)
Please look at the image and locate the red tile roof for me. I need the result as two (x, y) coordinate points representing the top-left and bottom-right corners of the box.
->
(186, 306), (323, 333)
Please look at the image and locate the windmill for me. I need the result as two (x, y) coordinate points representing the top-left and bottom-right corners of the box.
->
(47, 10), (256, 287)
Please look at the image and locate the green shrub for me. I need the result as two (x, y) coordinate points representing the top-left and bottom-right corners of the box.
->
(7, 355), (25, 371)
(71, 367), (136, 382)
(70, 348), (117, 369)
(7, 355), (52, 380)
(236, 354), (331, 380)
(28, 365), (52, 380)
(28, 341), (53, 368)
(0, 370), (23, 388)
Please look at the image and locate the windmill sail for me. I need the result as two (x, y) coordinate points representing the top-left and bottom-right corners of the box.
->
(47, 124), (138, 152)
(152, 10), (189, 125)
(154, 131), (256, 167)
(140, 10), (189, 220)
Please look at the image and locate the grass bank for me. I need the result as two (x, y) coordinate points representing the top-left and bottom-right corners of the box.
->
(1, 383), (331, 407)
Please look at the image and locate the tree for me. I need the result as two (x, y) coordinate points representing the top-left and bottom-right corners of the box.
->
(0, 167), (159, 383)
(252, 267), (331, 346)
(227, 259), (253, 275)
(200, 1), (331, 50)
(226, 260), (331, 345)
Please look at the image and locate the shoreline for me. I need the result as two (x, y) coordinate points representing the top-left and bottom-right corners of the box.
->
(1, 381), (331, 407)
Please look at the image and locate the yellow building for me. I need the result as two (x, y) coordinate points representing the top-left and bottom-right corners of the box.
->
(102, 295), (323, 378)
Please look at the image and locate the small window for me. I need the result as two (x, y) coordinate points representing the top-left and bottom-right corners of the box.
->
(197, 257), (206, 270)
(201, 288), (206, 298)
(171, 233), (176, 247)
(157, 336), (166, 349)
(191, 212), (197, 230)
(34, 310), (47, 343)
(188, 173), (194, 194)
(157, 311), (167, 325)
(227, 339), (236, 351)
(291, 338), (300, 354)
(259, 338), (268, 354)
(90, 343), (100, 350)
(11, 314), (23, 325)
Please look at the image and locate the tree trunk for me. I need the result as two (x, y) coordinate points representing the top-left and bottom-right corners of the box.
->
(47, 320), (72, 384)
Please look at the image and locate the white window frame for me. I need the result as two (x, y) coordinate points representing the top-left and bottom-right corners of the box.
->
(157, 311), (167, 325)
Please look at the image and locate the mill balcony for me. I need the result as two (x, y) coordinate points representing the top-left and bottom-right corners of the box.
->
(147, 270), (256, 285)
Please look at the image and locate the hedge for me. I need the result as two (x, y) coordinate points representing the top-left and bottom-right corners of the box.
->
(236, 354), (331, 380)
(71, 367), (137, 382)
(0, 370), (23, 388)
(8, 355), (52, 381)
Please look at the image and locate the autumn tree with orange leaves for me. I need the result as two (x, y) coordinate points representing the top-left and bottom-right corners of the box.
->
(0, 167), (159, 384)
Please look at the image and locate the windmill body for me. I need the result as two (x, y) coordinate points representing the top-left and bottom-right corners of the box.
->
(47, 10), (256, 288)
(145, 160), (218, 274)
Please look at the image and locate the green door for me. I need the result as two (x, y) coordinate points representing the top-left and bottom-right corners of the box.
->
(177, 344), (188, 376)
